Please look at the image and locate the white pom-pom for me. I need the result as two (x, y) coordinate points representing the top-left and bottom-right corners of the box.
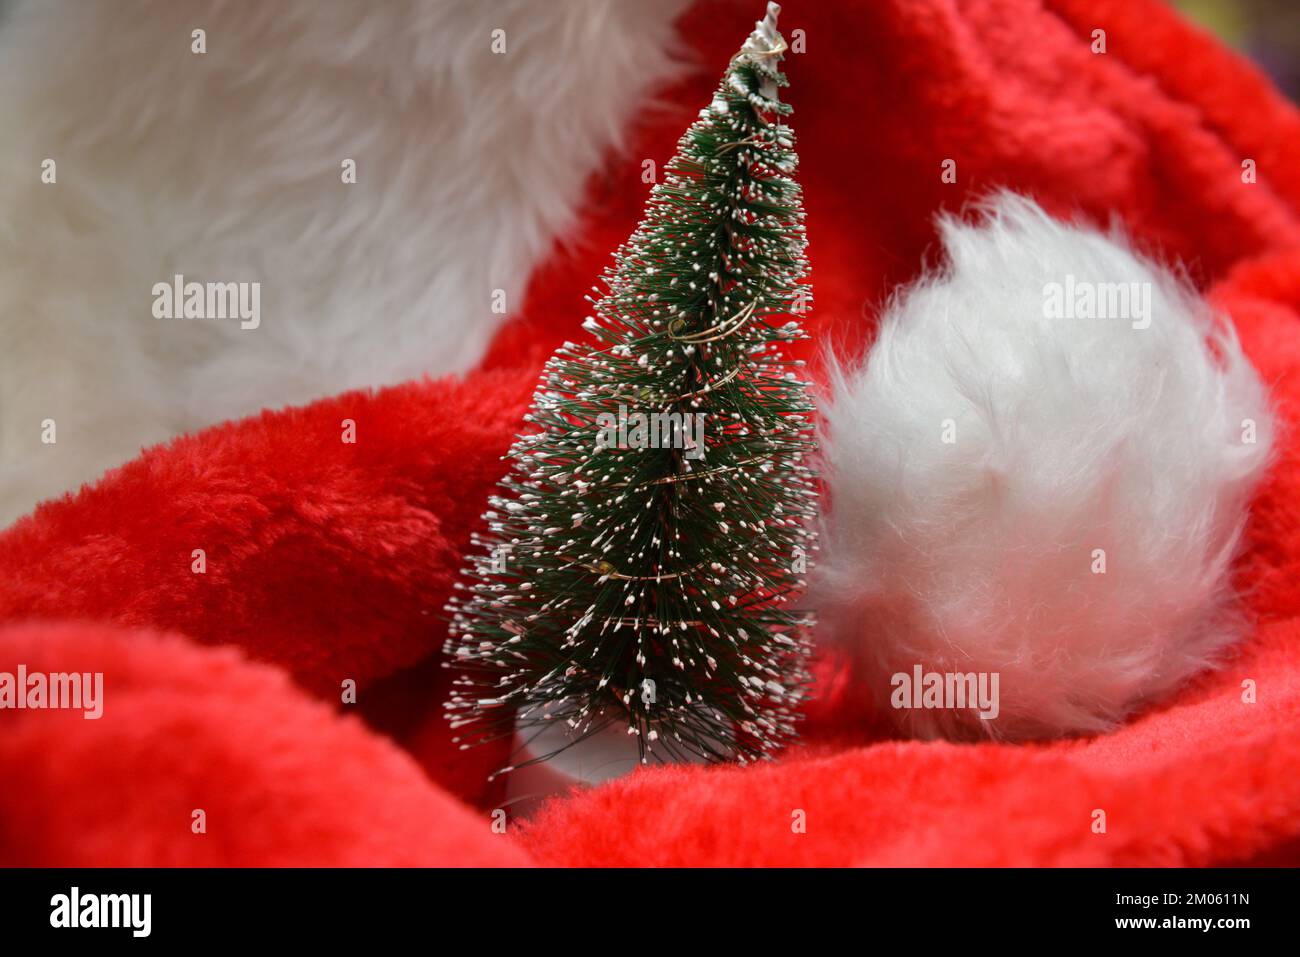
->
(817, 193), (1274, 741)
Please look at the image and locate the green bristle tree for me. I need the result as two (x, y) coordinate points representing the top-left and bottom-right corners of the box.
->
(444, 2), (817, 776)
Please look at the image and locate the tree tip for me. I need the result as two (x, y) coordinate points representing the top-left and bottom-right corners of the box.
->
(740, 2), (786, 62)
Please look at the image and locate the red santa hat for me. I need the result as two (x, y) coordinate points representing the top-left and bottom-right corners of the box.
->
(1, 0), (1299, 866)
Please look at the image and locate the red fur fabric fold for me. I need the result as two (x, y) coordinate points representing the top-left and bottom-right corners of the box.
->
(2, 0), (1299, 865)
(0, 622), (530, 866)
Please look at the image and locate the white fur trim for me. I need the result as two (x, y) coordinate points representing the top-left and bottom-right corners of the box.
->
(0, 0), (689, 524)
(816, 193), (1274, 740)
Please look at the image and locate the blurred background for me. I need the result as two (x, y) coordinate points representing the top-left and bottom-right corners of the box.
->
(1174, 0), (1300, 99)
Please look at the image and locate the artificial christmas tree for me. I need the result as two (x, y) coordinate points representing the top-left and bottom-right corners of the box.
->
(444, 2), (817, 777)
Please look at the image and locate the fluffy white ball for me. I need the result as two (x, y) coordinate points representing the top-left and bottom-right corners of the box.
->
(816, 193), (1273, 741)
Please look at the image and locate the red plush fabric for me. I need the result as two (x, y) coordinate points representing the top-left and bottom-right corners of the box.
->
(2, 0), (1299, 866)
(0, 622), (529, 866)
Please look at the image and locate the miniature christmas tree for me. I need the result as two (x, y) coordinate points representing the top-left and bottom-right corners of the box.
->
(444, 2), (817, 775)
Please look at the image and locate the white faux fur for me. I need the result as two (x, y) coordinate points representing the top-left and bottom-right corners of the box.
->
(0, 0), (689, 525)
(817, 193), (1274, 741)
